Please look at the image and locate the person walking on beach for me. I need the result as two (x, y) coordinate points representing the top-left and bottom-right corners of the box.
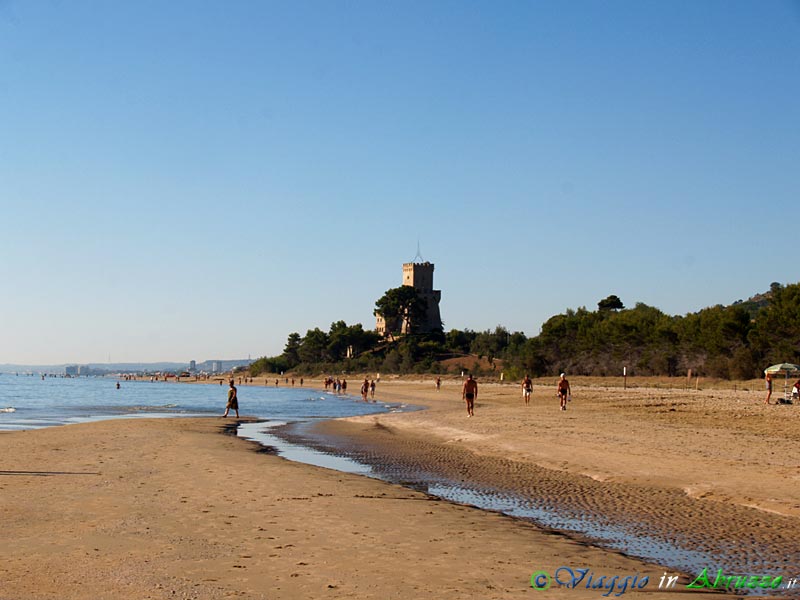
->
(436, 377), (441, 391)
(361, 378), (369, 402)
(557, 373), (571, 411)
(223, 380), (239, 418)
(370, 379), (376, 400)
(765, 373), (773, 405)
(462, 374), (477, 417)
(521, 374), (532, 406)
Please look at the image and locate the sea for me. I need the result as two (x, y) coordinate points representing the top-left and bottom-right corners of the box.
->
(0, 374), (395, 431)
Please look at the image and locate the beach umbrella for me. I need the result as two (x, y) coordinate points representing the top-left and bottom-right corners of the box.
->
(764, 363), (800, 399)
(763, 363), (800, 375)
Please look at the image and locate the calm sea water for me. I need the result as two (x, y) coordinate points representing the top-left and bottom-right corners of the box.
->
(0, 375), (395, 431)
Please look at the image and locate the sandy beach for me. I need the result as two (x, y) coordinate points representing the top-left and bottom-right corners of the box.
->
(322, 376), (800, 518)
(297, 378), (800, 579)
(1, 377), (796, 598)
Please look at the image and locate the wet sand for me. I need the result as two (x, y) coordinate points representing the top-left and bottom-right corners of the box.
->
(0, 416), (717, 599)
(297, 378), (800, 579)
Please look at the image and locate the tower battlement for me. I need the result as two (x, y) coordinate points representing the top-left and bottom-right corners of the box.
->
(376, 261), (442, 336)
(402, 261), (435, 292)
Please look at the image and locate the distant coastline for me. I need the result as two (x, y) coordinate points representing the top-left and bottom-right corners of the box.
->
(0, 358), (251, 376)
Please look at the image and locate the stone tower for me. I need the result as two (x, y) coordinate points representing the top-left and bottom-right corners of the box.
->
(376, 261), (442, 336)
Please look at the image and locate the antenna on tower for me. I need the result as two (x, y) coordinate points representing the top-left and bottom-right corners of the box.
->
(413, 239), (424, 263)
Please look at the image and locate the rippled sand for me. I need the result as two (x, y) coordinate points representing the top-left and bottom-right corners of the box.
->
(302, 377), (800, 579)
(1, 416), (719, 599)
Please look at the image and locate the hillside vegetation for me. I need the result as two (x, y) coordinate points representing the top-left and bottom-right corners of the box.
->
(250, 282), (799, 379)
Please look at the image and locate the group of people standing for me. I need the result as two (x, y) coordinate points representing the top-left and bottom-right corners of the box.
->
(323, 377), (348, 394)
(360, 378), (377, 402)
(223, 370), (799, 420)
(460, 373), (572, 417)
(223, 372), (574, 420)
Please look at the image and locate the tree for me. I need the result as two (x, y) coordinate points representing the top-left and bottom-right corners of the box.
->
(282, 332), (302, 368)
(327, 321), (381, 360)
(598, 295), (625, 311)
(749, 282), (800, 365)
(297, 328), (329, 364)
(249, 355), (290, 376)
(374, 286), (428, 338)
(445, 329), (475, 354)
(470, 329), (505, 361)
(326, 320), (351, 361)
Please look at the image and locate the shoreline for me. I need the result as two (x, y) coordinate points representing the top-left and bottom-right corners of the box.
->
(0, 416), (713, 599)
(196, 376), (800, 544)
(317, 378), (800, 519)
(287, 416), (796, 578)
(260, 378), (800, 581)
(4, 377), (797, 596)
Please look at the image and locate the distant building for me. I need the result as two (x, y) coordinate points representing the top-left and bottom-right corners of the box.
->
(211, 360), (223, 374)
(77, 365), (91, 376)
(376, 261), (442, 336)
(65, 365), (78, 376)
(189, 360), (196, 372)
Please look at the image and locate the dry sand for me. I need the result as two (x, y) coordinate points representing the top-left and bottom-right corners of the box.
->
(327, 376), (800, 518)
(1, 376), (796, 598)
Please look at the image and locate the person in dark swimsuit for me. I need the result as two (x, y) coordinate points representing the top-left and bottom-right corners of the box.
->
(557, 373), (571, 411)
(223, 380), (239, 418)
(462, 374), (478, 417)
(361, 378), (369, 402)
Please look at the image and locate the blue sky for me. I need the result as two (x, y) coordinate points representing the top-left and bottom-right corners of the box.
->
(1, 1), (798, 364)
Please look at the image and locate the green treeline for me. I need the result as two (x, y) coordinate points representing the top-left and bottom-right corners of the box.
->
(250, 283), (800, 379)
